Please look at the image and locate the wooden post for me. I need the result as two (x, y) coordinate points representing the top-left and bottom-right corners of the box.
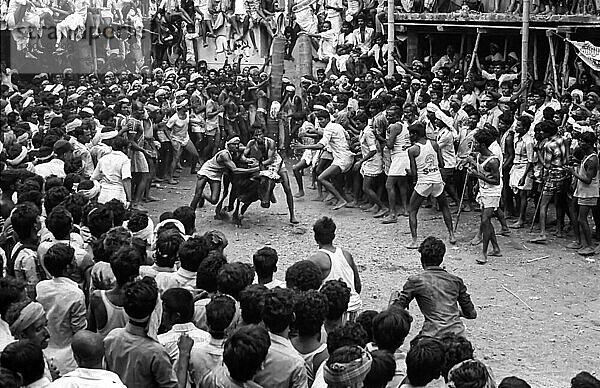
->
(533, 32), (538, 80)
(562, 32), (571, 92)
(460, 33), (465, 59)
(387, 0), (395, 76)
(547, 31), (559, 94)
(297, 32), (313, 78)
(467, 31), (481, 79)
(521, 0), (530, 110)
(503, 36), (509, 61)
(406, 31), (418, 64)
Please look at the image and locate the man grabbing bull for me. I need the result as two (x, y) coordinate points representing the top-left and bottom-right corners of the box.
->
(244, 125), (299, 224)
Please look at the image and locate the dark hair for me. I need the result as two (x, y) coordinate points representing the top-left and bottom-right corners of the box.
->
(196, 251), (227, 292)
(43, 243), (74, 277)
(104, 199), (126, 226)
(285, 260), (322, 291)
(499, 376), (532, 388)
(327, 345), (363, 368)
(10, 203), (39, 241)
(173, 206), (195, 235)
(406, 337), (446, 386)
(44, 186), (70, 214)
(127, 211), (149, 233)
(418, 236), (445, 266)
(88, 206), (113, 238)
(293, 290), (328, 337)
(217, 262), (254, 300)
(1, 340), (45, 385)
(61, 193), (87, 225)
(123, 277), (158, 320)
(313, 217), (336, 245)
(206, 294), (236, 339)
(45, 206), (73, 240)
(110, 245), (141, 285)
(0, 277), (26, 320)
(155, 230), (185, 268)
(320, 280), (350, 321)
(223, 325), (270, 382)
(159, 211), (173, 221)
(363, 350), (396, 388)
(473, 128), (496, 148)
(44, 176), (64, 192)
(262, 287), (295, 333)
(104, 226), (132, 257)
(327, 322), (368, 354)
(408, 122), (426, 138)
(372, 306), (412, 352)
(178, 236), (209, 272)
(111, 136), (129, 152)
(16, 190), (43, 209)
(447, 359), (490, 388)
(355, 310), (378, 343)
(571, 372), (600, 388)
(0, 366), (21, 388)
(440, 333), (474, 380)
(252, 247), (278, 278)
(161, 288), (194, 323)
(239, 284), (268, 325)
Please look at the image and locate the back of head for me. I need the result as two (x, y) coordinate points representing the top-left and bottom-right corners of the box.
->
(320, 279), (350, 321)
(1, 340), (45, 385)
(447, 359), (493, 388)
(285, 260), (322, 291)
(223, 324), (271, 382)
(104, 226), (133, 257)
(206, 294), (236, 339)
(124, 277), (158, 320)
(355, 310), (378, 343)
(104, 199), (126, 226)
(0, 367), (21, 388)
(45, 206), (73, 240)
(324, 346), (372, 388)
(372, 306), (412, 352)
(419, 236), (445, 267)
(71, 331), (104, 368)
(406, 337), (446, 386)
(161, 288), (194, 324)
(499, 376), (532, 388)
(473, 127), (496, 148)
(293, 290), (328, 337)
(43, 243), (75, 277)
(0, 277), (27, 319)
(252, 247), (278, 278)
(313, 217), (336, 245)
(155, 229), (185, 267)
(440, 333), (474, 380)
(217, 262), (254, 300)
(10, 202), (39, 241)
(327, 322), (368, 354)
(178, 236), (209, 272)
(571, 371), (600, 388)
(239, 284), (268, 325)
(88, 206), (113, 238)
(44, 186), (70, 214)
(196, 251), (227, 292)
(111, 245), (141, 285)
(173, 206), (196, 235)
(262, 287), (295, 333)
(362, 349), (395, 388)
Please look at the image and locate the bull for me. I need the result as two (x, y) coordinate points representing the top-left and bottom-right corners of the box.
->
(216, 169), (280, 226)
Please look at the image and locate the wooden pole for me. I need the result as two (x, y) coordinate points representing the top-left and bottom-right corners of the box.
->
(467, 31), (481, 79)
(533, 33), (538, 80)
(503, 36), (509, 61)
(460, 33), (465, 59)
(297, 32), (313, 79)
(547, 31), (559, 94)
(521, 0), (530, 110)
(387, 0), (395, 77)
(562, 32), (571, 92)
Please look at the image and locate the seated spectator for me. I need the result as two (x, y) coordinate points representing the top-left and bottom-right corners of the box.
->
(571, 372), (600, 388)
(356, 310), (378, 347)
(140, 229), (185, 278)
(1, 340), (50, 387)
(321, 279), (351, 334)
(193, 251), (228, 330)
(10, 202), (43, 299)
(0, 277), (27, 351)
(447, 359), (496, 388)
(285, 260), (323, 291)
(238, 284), (267, 326)
(371, 306), (412, 386)
(155, 235), (210, 293)
(402, 337), (447, 388)
(363, 349), (396, 388)
(252, 246), (286, 288)
(499, 376), (531, 388)
(324, 345), (372, 388)
(440, 333), (474, 382)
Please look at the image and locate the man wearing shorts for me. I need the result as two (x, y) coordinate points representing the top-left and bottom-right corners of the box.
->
(190, 137), (259, 210)
(406, 123), (456, 249)
(293, 109), (354, 210)
(509, 115), (535, 229)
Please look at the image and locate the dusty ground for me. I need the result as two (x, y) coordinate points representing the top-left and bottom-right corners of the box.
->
(149, 160), (600, 387)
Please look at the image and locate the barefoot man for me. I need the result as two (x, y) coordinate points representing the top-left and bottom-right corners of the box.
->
(407, 123), (456, 248)
(293, 109), (354, 210)
(244, 126), (299, 224)
(190, 137), (259, 210)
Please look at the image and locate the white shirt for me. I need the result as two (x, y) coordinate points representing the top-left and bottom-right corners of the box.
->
(0, 318), (14, 352)
(155, 267), (196, 293)
(49, 368), (126, 387)
(35, 159), (66, 179)
(158, 322), (210, 382)
(252, 276), (286, 289)
(318, 122), (354, 165)
(91, 150), (131, 204)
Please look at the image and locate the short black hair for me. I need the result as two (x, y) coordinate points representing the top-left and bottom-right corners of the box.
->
(223, 325), (270, 382)
(178, 236), (210, 272)
(293, 290), (328, 337)
(239, 284), (268, 325)
(408, 122), (426, 138)
(124, 277), (158, 320)
(206, 294), (236, 339)
(127, 211), (149, 233)
(104, 199), (126, 226)
(372, 306), (412, 352)
(0, 277), (26, 320)
(447, 359), (491, 388)
(111, 245), (141, 285)
(418, 236), (445, 266)
(0, 366), (21, 388)
(440, 333), (474, 380)
(173, 206), (196, 235)
(285, 260), (322, 291)
(43, 243), (74, 277)
(45, 206), (73, 240)
(363, 350), (396, 388)
(499, 376), (532, 388)
(252, 247), (278, 278)
(326, 322), (368, 354)
(217, 262), (254, 300)
(155, 230), (185, 268)
(196, 251), (227, 292)
(44, 185), (70, 214)
(313, 217), (336, 245)
(161, 288), (194, 323)
(406, 337), (446, 386)
(87, 206), (113, 238)
(262, 287), (295, 333)
(571, 372), (600, 388)
(61, 193), (87, 225)
(1, 340), (45, 385)
(10, 203), (39, 241)
(320, 280), (350, 321)
(473, 127), (496, 148)
(355, 310), (378, 343)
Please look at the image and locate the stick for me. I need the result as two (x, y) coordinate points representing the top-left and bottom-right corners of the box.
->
(501, 284), (534, 311)
(562, 32), (571, 92)
(454, 169), (470, 233)
(533, 33), (538, 80)
(467, 32), (481, 79)
(526, 255), (550, 263)
(547, 33), (559, 96)
(530, 169), (545, 233)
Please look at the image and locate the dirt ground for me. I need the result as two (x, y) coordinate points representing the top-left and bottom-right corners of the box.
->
(149, 160), (600, 387)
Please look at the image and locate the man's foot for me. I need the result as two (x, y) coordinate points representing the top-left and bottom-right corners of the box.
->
(406, 240), (419, 249)
(476, 255), (488, 265)
(470, 236), (482, 245)
(509, 221), (524, 229)
(332, 201), (348, 210)
(294, 191), (305, 198)
(196, 196), (205, 209)
(153, 177), (165, 183)
(308, 184), (317, 190)
(554, 230), (565, 238)
(489, 249), (502, 257)
(25, 51), (38, 59)
(345, 201), (359, 208)
(363, 203), (378, 212)
(449, 234), (457, 245)
(131, 203), (147, 212)
(167, 179), (179, 185)
(499, 229), (511, 236)
(312, 195), (326, 202)
(577, 246), (595, 256)
(529, 234), (547, 244)
(290, 216), (300, 224)
(400, 208), (409, 217)
(381, 214), (398, 224)
(143, 195), (159, 202)
(374, 208), (389, 218)
(462, 204), (472, 212)
(567, 241), (582, 250)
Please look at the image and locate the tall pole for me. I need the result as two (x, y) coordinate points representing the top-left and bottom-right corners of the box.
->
(521, 0), (530, 94)
(387, 0), (395, 77)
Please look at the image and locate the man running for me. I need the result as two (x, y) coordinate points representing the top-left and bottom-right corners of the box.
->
(190, 137), (259, 210)
(406, 123), (456, 249)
